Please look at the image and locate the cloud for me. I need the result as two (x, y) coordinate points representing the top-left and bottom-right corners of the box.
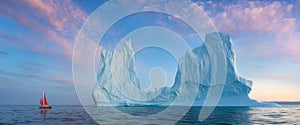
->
(0, 30), (30, 51)
(0, 1), (42, 30)
(277, 32), (300, 60)
(51, 76), (73, 85)
(24, 0), (87, 32)
(0, 69), (45, 79)
(199, 1), (300, 63)
(0, 0), (88, 61)
(0, 67), (73, 86)
(0, 50), (8, 56)
(45, 30), (74, 59)
(294, 0), (300, 17)
(0, 30), (19, 41)
(22, 61), (75, 87)
(0, 0), (99, 88)
(211, 1), (296, 35)
(263, 73), (298, 82)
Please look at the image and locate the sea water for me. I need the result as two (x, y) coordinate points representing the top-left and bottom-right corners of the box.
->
(1, 105), (299, 124)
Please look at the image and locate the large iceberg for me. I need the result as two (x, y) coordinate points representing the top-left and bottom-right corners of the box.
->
(93, 32), (279, 107)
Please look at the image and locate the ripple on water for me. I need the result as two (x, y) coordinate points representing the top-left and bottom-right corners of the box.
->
(263, 114), (286, 118)
(1, 105), (300, 124)
(269, 121), (288, 124)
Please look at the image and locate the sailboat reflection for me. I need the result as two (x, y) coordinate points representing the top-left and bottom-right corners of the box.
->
(40, 108), (49, 120)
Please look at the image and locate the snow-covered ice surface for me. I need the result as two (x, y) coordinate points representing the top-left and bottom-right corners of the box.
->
(93, 32), (279, 107)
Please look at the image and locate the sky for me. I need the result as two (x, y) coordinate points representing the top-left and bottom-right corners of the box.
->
(0, 0), (299, 105)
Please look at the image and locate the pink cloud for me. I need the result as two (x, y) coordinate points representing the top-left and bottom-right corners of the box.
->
(0, 1), (44, 31)
(213, 1), (296, 35)
(24, 0), (87, 32)
(51, 76), (73, 85)
(46, 30), (74, 58)
(277, 32), (300, 60)
(263, 73), (297, 81)
(0, 0), (88, 61)
(24, 0), (88, 59)
(73, 34), (102, 72)
(203, 1), (300, 63)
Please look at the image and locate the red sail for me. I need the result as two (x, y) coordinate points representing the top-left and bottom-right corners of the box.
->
(40, 99), (43, 105)
(40, 91), (49, 106)
(43, 92), (49, 105)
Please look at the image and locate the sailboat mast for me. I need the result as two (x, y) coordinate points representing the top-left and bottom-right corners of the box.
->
(43, 90), (45, 105)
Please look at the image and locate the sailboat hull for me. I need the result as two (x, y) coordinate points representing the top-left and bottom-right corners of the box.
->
(39, 105), (52, 109)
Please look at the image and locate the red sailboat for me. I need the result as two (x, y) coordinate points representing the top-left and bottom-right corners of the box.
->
(39, 90), (52, 109)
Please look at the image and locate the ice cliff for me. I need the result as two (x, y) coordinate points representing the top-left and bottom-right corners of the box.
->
(93, 32), (279, 107)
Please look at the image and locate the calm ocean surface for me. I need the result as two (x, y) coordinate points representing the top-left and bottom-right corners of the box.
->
(0, 105), (299, 124)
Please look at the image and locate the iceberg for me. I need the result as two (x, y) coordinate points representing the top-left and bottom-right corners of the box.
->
(93, 32), (279, 107)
